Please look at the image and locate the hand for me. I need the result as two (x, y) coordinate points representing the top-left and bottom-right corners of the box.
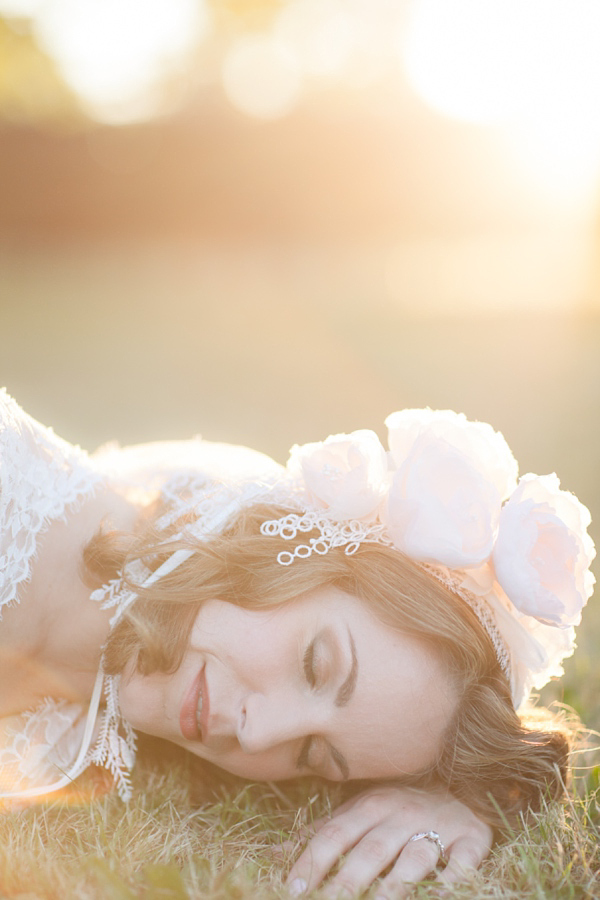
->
(285, 784), (493, 898)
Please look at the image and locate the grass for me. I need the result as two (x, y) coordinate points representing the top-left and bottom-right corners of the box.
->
(0, 739), (598, 900)
(2, 249), (600, 897)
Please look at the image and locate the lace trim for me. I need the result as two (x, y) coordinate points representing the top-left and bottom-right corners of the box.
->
(421, 564), (512, 682)
(0, 699), (87, 795)
(0, 389), (101, 615)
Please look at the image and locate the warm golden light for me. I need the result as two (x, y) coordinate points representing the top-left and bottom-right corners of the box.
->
(403, 0), (600, 209)
(222, 35), (302, 119)
(32, 0), (209, 123)
(0, 0), (43, 14)
(274, 0), (359, 77)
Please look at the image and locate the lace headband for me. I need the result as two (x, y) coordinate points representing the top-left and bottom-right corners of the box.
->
(105, 409), (595, 711)
(260, 510), (513, 683)
(256, 410), (595, 708)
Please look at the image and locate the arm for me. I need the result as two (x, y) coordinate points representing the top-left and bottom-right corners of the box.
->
(286, 783), (493, 897)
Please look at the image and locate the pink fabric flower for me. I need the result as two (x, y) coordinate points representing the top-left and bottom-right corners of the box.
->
(287, 430), (388, 521)
(493, 474), (596, 627)
(383, 409), (518, 567)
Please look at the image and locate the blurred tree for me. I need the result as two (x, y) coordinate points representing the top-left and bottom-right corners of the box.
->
(0, 15), (81, 124)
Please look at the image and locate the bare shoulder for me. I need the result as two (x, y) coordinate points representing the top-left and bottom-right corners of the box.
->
(0, 486), (142, 714)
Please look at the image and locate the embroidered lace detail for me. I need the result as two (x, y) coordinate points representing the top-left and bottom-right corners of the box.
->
(0, 389), (101, 615)
(86, 675), (137, 802)
(91, 559), (152, 627)
(0, 699), (88, 795)
(260, 511), (394, 565)
(0, 397), (289, 802)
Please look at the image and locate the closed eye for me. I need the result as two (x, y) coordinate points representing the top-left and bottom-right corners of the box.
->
(295, 735), (349, 781)
(303, 639), (317, 688)
(296, 735), (313, 770)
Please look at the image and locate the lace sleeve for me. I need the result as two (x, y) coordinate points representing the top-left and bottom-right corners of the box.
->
(0, 699), (89, 798)
(0, 390), (101, 615)
(0, 402), (284, 803)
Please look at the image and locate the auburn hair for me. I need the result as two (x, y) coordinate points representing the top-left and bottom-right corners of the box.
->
(83, 501), (569, 827)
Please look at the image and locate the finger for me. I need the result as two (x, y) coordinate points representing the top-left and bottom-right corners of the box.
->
(268, 838), (297, 861)
(436, 837), (490, 886)
(285, 814), (374, 893)
(317, 825), (416, 900)
(375, 837), (442, 900)
(291, 810), (335, 850)
(300, 813), (327, 836)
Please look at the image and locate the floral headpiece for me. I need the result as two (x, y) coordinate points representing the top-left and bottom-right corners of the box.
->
(259, 410), (595, 708)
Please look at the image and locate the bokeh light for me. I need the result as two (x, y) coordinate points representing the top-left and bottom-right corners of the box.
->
(32, 0), (209, 123)
(0, 0), (43, 15)
(274, 0), (359, 77)
(403, 0), (600, 210)
(221, 35), (302, 119)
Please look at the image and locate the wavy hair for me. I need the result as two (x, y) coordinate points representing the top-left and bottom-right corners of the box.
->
(83, 502), (569, 827)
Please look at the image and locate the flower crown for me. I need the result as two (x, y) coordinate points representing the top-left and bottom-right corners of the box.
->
(259, 409), (596, 708)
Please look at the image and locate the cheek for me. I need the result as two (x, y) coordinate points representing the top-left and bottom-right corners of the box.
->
(119, 670), (171, 733)
(215, 748), (295, 781)
(218, 632), (292, 684)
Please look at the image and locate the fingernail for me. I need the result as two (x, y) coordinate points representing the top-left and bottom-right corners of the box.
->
(288, 878), (308, 896)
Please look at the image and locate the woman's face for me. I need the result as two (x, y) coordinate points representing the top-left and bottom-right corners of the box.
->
(119, 586), (458, 782)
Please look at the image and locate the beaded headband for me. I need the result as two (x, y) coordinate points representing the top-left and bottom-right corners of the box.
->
(260, 510), (513, 684)
(108, 409), (595, 710)
(257, 410), (595, 708)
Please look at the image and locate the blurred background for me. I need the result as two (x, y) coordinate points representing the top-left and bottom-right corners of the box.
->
(0, 0), (599, 724)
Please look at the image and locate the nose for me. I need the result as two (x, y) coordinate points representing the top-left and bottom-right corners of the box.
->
(237, 690), (324, 755)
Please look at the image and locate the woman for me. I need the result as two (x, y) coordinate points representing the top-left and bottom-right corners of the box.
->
(0, 390), (594, 896)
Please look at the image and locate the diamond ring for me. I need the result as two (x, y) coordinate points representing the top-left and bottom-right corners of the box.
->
(408, 830), (448, 864)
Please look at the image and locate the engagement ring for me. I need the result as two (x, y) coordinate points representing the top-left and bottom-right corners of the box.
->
(408, 831), (448, 864)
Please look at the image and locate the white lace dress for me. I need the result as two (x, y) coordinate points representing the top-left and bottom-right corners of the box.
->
(0, 390), (283, 802)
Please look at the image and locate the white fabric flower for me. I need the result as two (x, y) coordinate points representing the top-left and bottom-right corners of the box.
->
(287, 430), (388, 521)
(383, 409), (518, 567)
(493, 473), (596, 627)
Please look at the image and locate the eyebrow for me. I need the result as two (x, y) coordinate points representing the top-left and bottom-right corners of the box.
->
(324, 629), (357, 780)
(335, 628), (358, 708)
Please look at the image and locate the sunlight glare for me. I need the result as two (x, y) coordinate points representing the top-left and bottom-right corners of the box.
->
(33, 0), (209, 123)
(0, 0), (44, 15)
(404, 0), (524, 123)
(274, 0), (359, 77)
(403, 0), (600, 208)
(222, 36), (302, 120)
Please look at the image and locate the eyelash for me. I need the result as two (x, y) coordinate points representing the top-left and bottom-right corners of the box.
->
(297, 735), (313, 770)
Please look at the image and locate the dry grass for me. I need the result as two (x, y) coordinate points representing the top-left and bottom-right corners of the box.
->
(0, 744), (598, 900)
(1, 248), (599, 897)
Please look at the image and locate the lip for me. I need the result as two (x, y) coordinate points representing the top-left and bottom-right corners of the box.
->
(180, 665), (208, 742)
